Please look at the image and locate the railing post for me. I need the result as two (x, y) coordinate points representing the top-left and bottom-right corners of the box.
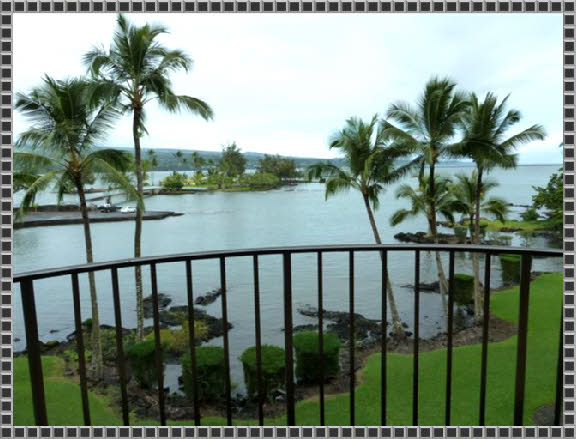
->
(412, 250), (420, 426)
(445, 251), (455, 426)
(283, 252), (295, 425)
(479, 253), (492, 425)
(381, 250), (388, 426)
(349, 250), (355, 426)
(111, 268), (130, 426)
(185, 260), (201, 426)
(253, 255), (264, 426)
(513, 254), (532, 425)
(150, 264), (167, 426)
(220, 257), (233, 425)
(318, 251), (325, 426)
(71, 274), (91, 426)
(20, 279), (48, 426)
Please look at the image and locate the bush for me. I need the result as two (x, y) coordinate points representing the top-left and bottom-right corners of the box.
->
(161, 172), (187, 191)
(453, 274), (474, 305)
(126, 341), (159, 389)
(453, 225), (467, 243)
(144, 321), (208, 354)
(293, 331), (341, 384)
(500, 254), (521, 284)
(181, 346), (226, 402)
(240, 345), (285, 400)
(521, 207), (540, 221)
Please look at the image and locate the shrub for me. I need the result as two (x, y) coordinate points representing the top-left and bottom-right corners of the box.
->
(453, 225), (467, 243)
(293, 331), (341, 384)
(181, 346), (226, 402)
(126, 341), (159, 389)
(500, 254), (521, 284)
(144, 321), (208, 354)
(453, 274), (474, 305)
(521, 207), (540, 221)
(161, 172), (187, 191)
(240, 345), (285, 400)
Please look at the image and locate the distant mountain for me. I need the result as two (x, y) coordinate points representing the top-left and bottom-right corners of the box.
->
(98, 146), (472, 170)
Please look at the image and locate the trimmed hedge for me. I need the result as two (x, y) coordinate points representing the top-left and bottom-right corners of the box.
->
(454, 225), (467, 243)
(181, 346), (226, 402)
(240, 345), (285, 400)
(293, 331), (341, 384)
(126, 341), (158, 389)
(454, 274), (474, 305)
(500, 254), (521, 284)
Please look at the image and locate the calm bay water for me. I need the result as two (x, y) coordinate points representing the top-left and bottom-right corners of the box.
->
(13, 165), (563, 392)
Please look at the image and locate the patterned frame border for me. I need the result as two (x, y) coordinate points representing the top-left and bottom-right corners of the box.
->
(0, 1), (573, 437)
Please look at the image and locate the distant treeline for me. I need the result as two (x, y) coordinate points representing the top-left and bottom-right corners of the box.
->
(98, 146), (470, 171)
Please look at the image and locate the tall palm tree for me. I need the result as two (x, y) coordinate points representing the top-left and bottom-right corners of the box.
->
(382, 76), (470, 302)
(14, 76), (142, 377)
(454, 92), (546, 320)
(390, 175), (460, 311)
(308, 115), (418, 338)
(191, 151), (205, 174)
(84, 14), (214, 341)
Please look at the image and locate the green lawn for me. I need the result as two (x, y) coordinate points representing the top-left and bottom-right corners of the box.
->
(479, 218), (557, 232)
(14, 273), (562, 426)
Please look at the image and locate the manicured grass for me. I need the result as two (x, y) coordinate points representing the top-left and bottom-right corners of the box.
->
(478, 218), (557, 232)
(14, 273), (562, 426)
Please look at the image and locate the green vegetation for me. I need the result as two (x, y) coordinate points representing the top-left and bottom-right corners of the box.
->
(143, 321), (208, 355)
(181, 347), (227, 402)
(126, 341), (159, 389)
(532, 168), (563, 231)
(14, 274), (562, 425)
(84, 13), (214, 343)
(307, 115), (418, 338)
(499, 254), (521, 284)
(478, 218), (557, 232)
(15, 76), (143, 378)
(240, 345), (285, 400)
(453, 274), (474, 305)
(161, 172), (188, 191)
(454, 225), (467, 243)
(294, 331), (341, 384)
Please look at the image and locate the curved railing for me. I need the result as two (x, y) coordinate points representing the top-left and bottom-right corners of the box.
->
(13, 244), (564, 427)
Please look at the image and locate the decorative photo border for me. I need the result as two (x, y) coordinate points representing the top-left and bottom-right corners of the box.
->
(0, 1), (573, 437)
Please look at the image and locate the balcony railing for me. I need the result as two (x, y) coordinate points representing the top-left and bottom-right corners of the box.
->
(13, 244), (563, 427)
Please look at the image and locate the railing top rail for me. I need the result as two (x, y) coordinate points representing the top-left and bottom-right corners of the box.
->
(14, 243), (562, 283)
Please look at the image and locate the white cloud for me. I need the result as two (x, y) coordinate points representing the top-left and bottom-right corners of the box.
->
(14, 13), (562, 163)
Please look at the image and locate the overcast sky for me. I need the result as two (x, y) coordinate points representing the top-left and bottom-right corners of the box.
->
(14, 13), (562, 164)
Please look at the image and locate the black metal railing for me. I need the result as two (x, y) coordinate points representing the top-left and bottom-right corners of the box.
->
(13, 244), (563, 427)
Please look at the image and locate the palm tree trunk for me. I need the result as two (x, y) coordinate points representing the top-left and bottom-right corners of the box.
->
(77, 182), (103, 378)
(472, 167), (484, 323)
(362, 194), (405, 339)
(428, 160), (449, 314)
(133, 105), (144, 342)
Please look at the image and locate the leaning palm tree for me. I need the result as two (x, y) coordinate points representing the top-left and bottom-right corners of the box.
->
(15, 75), (142, 377)
(84, 14), (214, 341)
(453, 92), (546, 321)
(391, 175), (460, 312)
(308, 115), (418, 338)
(450, 172), (509, 319)
(382, 76), (470, 302)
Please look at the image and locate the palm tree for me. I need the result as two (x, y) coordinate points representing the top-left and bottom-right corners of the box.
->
(382, 76), (470, 302)
(454, 92), (546, 320)
(390, 175), (460, 311)
(308, 115), (418, 338)
(450, 172), (509, 319)
(191, 151), (205, 174)
(146, 149), (158, 185)
(14, 76), (142, 377)
(84, 14), (214, 341)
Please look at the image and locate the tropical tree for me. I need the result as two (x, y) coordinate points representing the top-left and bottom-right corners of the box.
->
(450, 171), (509, 317)
(14, 75), (142, 377)
(454, 92), (546, 320)
(308, 115), (418, 338)
(390, 175), (460, 311)
(173, 150), (188, 170)
(382, 76), (470, 302)
(146, 149), (158, 185)
(191, 151), (205, 174)
(219, 142), (247, 178)
(84, 14), (214, 341)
